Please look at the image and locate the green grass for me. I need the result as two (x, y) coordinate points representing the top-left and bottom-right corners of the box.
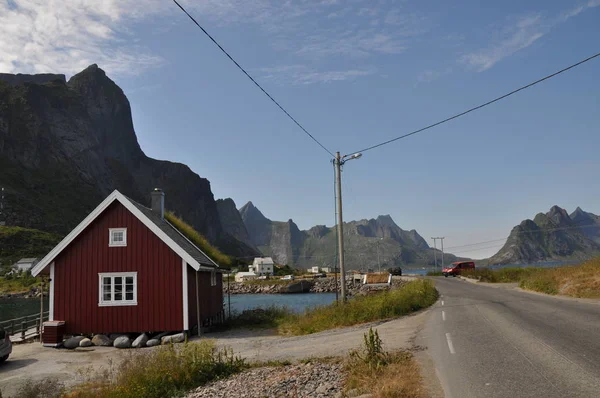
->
(0, 225), (62, 267)
(222, 307), (293, 330)
(279, 279), (438, 335)
(0, 271), (41, 295)
(67, 341), (247, 398)
(165, 212), (232, 267)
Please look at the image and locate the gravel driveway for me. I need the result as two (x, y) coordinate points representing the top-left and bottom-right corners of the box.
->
(0, 310), (428, 397)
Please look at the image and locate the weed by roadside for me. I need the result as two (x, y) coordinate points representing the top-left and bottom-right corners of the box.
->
(345, 328), (427, 398)
(426, 271), (443, 276)
(68, 341), (246, 398)
(4, 379), (64, 398)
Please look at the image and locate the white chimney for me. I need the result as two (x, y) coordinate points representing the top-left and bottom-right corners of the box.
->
(151, 188), (164, 219)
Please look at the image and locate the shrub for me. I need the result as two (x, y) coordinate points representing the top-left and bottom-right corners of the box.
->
(9, 380), (64, 398)
(70, 341), (247, 398)
(222, 307), (293, 329)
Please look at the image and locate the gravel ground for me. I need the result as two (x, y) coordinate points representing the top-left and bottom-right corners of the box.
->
(187, 362), (345, 398)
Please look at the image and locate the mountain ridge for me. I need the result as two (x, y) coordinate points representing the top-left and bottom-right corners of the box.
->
(0, 65), (258, 259)
(235, 201), (462, 269)
(489, 205), (600, 265)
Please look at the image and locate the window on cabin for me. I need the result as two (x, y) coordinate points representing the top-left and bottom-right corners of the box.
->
(109, 228), (127, 247)
(99, 272), (137, 306)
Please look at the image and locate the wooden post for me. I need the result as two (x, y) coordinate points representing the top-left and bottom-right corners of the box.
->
(195, 271), (201, 337)
(39, 278), (44, 341)
(21, 318), (26, 340)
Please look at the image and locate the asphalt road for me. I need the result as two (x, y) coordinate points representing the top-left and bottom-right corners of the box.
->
(419, 277), (600, 398)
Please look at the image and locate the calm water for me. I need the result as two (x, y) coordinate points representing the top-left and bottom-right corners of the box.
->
(0, 298), (48, 323)
(225, 293), (337, 315)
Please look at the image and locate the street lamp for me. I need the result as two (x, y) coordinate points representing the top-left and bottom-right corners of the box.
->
(334, 151), (363, 302)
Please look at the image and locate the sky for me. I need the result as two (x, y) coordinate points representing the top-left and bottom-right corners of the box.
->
(1, 0), (599, 259)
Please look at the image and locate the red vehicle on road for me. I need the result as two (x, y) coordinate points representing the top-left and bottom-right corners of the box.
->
(443, 261), (475, 277)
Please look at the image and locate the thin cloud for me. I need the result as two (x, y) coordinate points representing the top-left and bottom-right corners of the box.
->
(0, 0), (167, 77)
(462, 2), (600, 72)
(257, 65), (377, 85)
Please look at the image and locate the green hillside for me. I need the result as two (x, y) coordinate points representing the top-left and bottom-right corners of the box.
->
(0, 225), (62, 268)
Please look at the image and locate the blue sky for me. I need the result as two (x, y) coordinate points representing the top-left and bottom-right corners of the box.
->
(1, 0), (599, 259)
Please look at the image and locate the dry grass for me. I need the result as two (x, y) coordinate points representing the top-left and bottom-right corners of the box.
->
(345, 328), (427, 398)
(520, 257), (600, 298)
(165, 211), (232, 266)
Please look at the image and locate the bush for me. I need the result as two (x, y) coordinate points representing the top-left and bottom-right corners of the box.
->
(279, 279), (438, 335)
(426, 271), (443, 276)
(70, 341), (247, 398)
(9, 380), (64, 398)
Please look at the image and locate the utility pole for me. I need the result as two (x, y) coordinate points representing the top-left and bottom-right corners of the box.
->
(335, 152), (347, 302)
(440, 237), (445, 269)
(334, 151), (362, 302)
(432, 237), (445, 270)
(431, 238), (438, 270)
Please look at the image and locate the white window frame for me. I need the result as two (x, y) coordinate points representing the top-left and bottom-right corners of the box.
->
(98, 272), (138, 306)
(210, 269), (217, 286)
(109, 228), (127, 247)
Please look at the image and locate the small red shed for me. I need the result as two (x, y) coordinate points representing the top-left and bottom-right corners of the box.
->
(32, 189), (224, 338)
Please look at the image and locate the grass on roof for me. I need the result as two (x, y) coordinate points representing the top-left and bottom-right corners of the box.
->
(165, 212), (232, 267)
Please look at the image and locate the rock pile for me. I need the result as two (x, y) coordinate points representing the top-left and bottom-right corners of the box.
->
(187, 362), (346, 398)
(62, 331), (186, 349)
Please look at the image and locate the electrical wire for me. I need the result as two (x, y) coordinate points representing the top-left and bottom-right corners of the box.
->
(348, 51), (600, 155)
(172, 0), (335, 158)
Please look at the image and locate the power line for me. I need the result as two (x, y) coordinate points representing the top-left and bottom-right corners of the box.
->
(349, 51), (600, 155)
(172, 0), (335, 158)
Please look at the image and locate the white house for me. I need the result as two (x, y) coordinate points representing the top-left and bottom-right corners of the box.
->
(249, 257), (274, 276)
(235, 271), (258, 282)
(13, 258), (39, 272)
(309, 266), (320, 274)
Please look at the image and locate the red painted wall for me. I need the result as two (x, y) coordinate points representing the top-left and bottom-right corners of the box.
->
(53, 202), (184, 334)
(187, 267), (224, 332)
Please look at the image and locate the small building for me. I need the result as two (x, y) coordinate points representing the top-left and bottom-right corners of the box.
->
(31, 189), (224, 339)
(309, 266), (320, 274)
(13, 258), (39, 272)
(321, 267), (332, 273)
(235, 271), (258, 282)
(248, 257), (274, 276)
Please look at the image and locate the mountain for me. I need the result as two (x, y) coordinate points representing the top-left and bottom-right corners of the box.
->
(215, 198), (258, 254)
(489, 205), (600, 265)
(240, 202), (462, 269)
(0, 65), (257, 258)
(570, 207), (600, 245)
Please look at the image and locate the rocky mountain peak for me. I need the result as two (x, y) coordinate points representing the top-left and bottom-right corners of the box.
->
(546, 205), (572, 227)
(376, 214), (398, 227)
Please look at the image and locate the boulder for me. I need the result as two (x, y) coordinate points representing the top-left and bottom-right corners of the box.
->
(161, 333), (186, 344)
(64, 336), (86, 349)
(146, 339), (161, 347)
(131, 333), (149, 348)
(79, 338), (93, 347)
(152, 331), (169, 340)
(91, 334), (112, 347)
(109, 333), (123, 342)
(113, 336), (132, 349)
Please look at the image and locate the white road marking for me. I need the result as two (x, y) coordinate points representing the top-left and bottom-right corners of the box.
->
(441, 300), (445, 306)
(445, 333), (456, 354)
(442, 311), (446, 321)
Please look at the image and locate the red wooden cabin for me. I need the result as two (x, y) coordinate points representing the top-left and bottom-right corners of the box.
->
(32, 189), (224, 338)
